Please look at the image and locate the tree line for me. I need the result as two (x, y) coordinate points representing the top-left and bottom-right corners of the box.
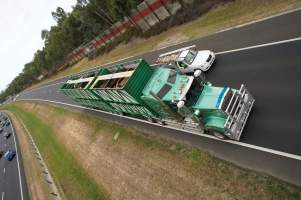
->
(0, 0), (143, 102)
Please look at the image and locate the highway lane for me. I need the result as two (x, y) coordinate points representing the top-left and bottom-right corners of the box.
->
(0, 113), (28, 200)
(210, 40), (301, 154)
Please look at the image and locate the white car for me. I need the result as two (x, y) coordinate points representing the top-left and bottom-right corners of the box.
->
(156, 45), (215, 74)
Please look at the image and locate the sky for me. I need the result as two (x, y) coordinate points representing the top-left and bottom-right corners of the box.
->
(0, 0), (77, 91)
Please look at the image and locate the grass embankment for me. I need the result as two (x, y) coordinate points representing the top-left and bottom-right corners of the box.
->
(3, 102), (301, 200)
(28, 0), (301, 90)
(4, 105), (109, 200)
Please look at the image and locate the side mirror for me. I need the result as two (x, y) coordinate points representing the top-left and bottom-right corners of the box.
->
(194, 70), (206, 83)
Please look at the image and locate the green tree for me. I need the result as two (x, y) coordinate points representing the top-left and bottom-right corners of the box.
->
(41, 29), (49, 40)
(52, 7), (67, 23)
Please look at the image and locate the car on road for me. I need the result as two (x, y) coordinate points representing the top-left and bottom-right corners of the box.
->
(5, 121), (10, 127)
(4, 132), (11, 139)
(156, 45), (216, 73)
(4, 150), (16, 161)
(0, 128), (3, 133)
(0, 151), (4, 159)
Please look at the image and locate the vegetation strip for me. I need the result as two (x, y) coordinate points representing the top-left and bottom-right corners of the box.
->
(11, 112), (62, 200)
(5, 111), (52, 200)
(5, 105), (109, 200)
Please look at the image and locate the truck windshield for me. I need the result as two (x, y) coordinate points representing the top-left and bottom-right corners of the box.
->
(221, 89), (233, 111)
(185, 79), (203, 107)
(184, 50), (196, 64)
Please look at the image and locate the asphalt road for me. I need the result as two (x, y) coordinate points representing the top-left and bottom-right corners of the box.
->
(17, 9), (301, 185)
(0, 113), (28, 200)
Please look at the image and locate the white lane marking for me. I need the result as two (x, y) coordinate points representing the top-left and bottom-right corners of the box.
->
(216, 37), (301, 55)
(17, 98), (301, 161)
(7, 116), (24, 200)
(1, 192), (4, 200)
(3, 168), (5, 174)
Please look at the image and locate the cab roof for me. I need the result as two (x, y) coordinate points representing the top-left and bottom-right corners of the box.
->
(192, 85), (228, 110)
(142, 68), (193, 102)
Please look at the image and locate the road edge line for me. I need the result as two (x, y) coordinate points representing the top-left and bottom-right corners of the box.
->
(216, 37), (301, 54)
(150, 6), (301, 53)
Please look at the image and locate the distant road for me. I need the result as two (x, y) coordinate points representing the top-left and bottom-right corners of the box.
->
(0, 113), (28, 200)
(17, 9), (301, 186)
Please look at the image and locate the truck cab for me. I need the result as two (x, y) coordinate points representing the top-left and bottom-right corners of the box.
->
(142, 67), (254, 141)
(180, 72), (255, 140)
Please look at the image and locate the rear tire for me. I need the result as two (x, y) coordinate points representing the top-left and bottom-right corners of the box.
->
(208, 129), (226, 140)
(146, 117), (155, 123)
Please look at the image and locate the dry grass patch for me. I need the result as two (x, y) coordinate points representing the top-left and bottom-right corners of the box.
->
(6, 101), (301, 200)
(4, 103), (109, 200)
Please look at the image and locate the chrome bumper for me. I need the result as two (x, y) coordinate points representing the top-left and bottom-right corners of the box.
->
(224, 84), (255, 141)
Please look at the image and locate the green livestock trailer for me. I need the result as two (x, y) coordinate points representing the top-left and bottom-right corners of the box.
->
(88, 59), (157, 118)
(60, 59), (254, 141)
(60, 68), (116, 113)
(61, 59), (159, 118)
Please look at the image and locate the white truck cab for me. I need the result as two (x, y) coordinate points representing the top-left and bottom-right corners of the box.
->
(156, 45), (215, 73)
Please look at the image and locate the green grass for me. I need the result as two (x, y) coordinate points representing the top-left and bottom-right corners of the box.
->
(5, 104), (109, 200)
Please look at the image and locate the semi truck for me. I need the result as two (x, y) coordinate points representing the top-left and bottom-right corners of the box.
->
(156, 45), (215, 73)
(60, 59), (254, 140)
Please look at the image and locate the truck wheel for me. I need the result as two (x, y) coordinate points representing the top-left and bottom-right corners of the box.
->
(157, 120), (166, 125)
(146, 117), (155, 123)
(208, 129), (226, 140)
